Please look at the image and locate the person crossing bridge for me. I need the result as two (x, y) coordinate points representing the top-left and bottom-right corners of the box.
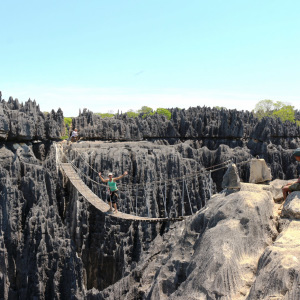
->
(98, 171), (128, 213)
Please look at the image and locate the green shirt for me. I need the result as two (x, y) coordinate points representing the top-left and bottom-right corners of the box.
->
(108, 179), (117, 191)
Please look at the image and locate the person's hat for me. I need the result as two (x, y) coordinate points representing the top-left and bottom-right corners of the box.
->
(108, 172), (113, 176)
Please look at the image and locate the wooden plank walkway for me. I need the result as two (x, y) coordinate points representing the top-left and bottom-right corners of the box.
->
(60, 163), (184, 222)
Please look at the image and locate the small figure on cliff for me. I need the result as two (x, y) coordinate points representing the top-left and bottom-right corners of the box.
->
(282, 177), (300, 200)
(71, 128), (79, 142)
(282, 148), (300, 200)
(98, 171), (128, 213)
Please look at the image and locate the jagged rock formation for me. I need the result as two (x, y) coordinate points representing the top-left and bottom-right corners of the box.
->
(1, 94), (300, 299)
(249, 158), (272, 184)
(73, 107), (300, 145)
(0, 141), (85, 299)
(281, 191), (300, 219)
(0, 92), (65, 141)
(222, 163), (241, 190)
(73, 107), (256, 142)
(72, 107), (300, 183)
(247, 191), (300, 299)
(86, 183), (300, 300)
(60, 140), (213, 292)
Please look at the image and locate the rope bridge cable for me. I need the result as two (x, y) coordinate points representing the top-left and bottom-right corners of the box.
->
(57, 142), (254, 218)
(56, 146), (185, 222)
(59, 143), (253, 191)
(63, 144), (234, 188)
(60, 162), (185, 222)
(58, 145), (194, 220)
(59, 144), (236, 211)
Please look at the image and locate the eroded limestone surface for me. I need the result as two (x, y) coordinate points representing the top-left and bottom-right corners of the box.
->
(0, 95), (64, 141)
(1, 95), (300, 299)
(87, 183), (284, 300)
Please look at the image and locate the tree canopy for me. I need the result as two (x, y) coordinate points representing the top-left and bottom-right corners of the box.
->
(126, 109), (139, 118)
(254, 99), (295, 123)
(156, 108), (171, 120)
(138, 106), (153, 114)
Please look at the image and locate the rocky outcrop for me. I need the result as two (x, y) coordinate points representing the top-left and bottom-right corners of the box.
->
(281, 191), (300, 219)
(59, 140), (213, 292)
(249, 158), (272, 184)
(72, 107), (257, 142)
(72, 107), (300, 184)
(1, 93), (300, 299)
(0, 93), (65, 141)
(86, 181), (290, 299)
(72, 107), (300, 146)
(0, 142), (85, 299)
(246, 191), (300, 299)
(222, 163), (241, 190)
(60, 141), (300, 297)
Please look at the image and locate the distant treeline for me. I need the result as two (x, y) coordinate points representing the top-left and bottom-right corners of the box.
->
(95, 106), (172, 120)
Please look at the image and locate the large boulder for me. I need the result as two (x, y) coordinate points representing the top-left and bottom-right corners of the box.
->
(222, 163), (241, 190)
(247, 219), (300, 299)
(249, 158), (272, 184)
(281, 191), (300, 219)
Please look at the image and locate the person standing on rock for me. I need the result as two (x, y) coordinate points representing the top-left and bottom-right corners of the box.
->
(98, 171), (128, 213)
(71, 128), (79, 142)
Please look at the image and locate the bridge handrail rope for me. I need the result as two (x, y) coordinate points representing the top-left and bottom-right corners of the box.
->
(58, 143), (254, 204)
(61, 145), (253, 201)
(57, 145), (187, 222)
(58, 146), (161, 206)
(58, 144), (195, 218)
(60, 149), (254, 210)
(64, 144), (239, 189)
(56, 143), (256, 221)
(61, 142), (252, 194)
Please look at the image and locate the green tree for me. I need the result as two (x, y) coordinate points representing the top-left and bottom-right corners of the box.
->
(95, 112), (115, 118)
(126, 109), (139, 118)
(156, 108), (171, 120)
(60, 117), (72, 140)
(272, 105), (295, 123)
(254, 99), (277, 119)
(138, 106), (153, 114)
(254, 99), (295, 123)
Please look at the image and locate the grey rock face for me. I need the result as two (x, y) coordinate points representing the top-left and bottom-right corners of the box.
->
(59, 138), (300, 295)
(1, 94), (300, 300)
(281, 191), (300, 219)
(86, 183), (280, 299)
(0, 142), (85, 299)
(72, 107), (300, 146)
(72, 107), (300, 184)
(60, 140), (214, 292)
(222, 163), (241, 190)
(249, 158), (272, 183)
(72, 107), (256, 141)
(246, 219), (300, 299)
(0, 95), (65, 142)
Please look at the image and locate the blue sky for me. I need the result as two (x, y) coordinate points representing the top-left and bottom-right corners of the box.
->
(1, 0), (299, 117)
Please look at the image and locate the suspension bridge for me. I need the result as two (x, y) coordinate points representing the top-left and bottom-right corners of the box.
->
(56, 142), (250, 222)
